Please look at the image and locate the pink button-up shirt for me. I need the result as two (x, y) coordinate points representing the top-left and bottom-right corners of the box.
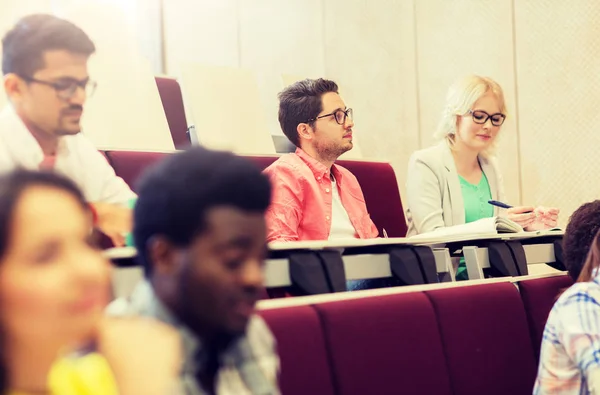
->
(263, 148), (379, 242)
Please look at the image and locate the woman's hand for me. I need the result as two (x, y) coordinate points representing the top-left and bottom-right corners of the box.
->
(507, 206), (536, 228)
(524, 207), (560, 231)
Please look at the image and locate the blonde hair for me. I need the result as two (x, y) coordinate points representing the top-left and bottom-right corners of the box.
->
(434, 75), (507, 157)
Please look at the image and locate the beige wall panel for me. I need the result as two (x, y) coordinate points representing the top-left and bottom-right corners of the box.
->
(515, 1), (600, 226)
(163, 0), (240, 75)
(64, 3), (174, 150)
(180, 63), (275, 155)
(238, 0), (325, 138)
(322, 0), (419, 199)
(415, 0), (520, 205)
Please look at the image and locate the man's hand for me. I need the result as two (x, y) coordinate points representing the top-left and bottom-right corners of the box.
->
(90, 202), (132, 247)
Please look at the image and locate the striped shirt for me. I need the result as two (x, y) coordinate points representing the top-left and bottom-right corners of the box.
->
(534, 271), (600, 394)
(108, 281), (280, 395)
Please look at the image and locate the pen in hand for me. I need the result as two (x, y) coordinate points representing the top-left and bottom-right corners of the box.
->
(488, 200), (533, 213)
(487, 200), (512, 209)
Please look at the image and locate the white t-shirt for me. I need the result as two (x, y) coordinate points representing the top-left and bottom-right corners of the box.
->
(0, 105), (135, 205)
(328, 174), (358, 240)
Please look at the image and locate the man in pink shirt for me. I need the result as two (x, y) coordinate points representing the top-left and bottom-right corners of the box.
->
(264, 78), (379, 242)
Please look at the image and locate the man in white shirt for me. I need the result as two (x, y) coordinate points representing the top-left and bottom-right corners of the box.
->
(0, 14), (134, 246)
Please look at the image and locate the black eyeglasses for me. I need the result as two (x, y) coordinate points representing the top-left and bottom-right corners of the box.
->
(307, 108), (353, 125)
(20, 76), (97, 100)
(467, 110), (506, 127)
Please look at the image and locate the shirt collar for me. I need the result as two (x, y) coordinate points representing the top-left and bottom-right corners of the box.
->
(294, 148), (344, 185)
(127, 281), (245, 377)
(128, 281), (202, 375)
(592, 267), (600, 282)
(0, 105), (69, 162)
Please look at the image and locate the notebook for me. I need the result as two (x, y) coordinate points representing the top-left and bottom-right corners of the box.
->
(408, 217), (563, 244)
(408, 216), (523, 243)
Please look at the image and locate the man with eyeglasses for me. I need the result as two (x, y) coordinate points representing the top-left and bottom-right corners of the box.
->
(0, 14), (135, 246)
(263, 78), (379, 242)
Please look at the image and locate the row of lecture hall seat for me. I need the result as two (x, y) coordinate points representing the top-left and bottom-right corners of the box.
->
(258, 275), (573, 395)
(103, 150), (408, 237)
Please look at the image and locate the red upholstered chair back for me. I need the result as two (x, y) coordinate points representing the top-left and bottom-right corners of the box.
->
(426, 283), (537, 395)
(519, 274), (574, 360)
(338, 160), (406, 237)
(155, 77), (189, 150)
(104, 151), (170, 192)
(246, 156), (407, 237)
(260, 277), (569, 394)
(245, 156), (278, 171)
(259, 306), (335, 395)
(313, 292), (453, 395)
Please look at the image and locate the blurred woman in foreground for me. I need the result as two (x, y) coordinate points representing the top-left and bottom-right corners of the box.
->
(535, 230), (600, 394)
(0, 169), (181, 395)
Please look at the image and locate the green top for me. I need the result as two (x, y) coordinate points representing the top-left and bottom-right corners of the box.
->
(460, 173), (494, 223)
(456, 172), (493, 280)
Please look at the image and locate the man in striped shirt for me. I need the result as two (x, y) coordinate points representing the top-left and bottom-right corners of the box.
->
(109, 147), (280, 395)
(534, 232), (600, 395)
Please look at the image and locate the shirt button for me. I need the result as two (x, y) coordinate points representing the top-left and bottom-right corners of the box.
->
(317, 177), (321, 181)
(326, 216), (330, 221)
(325, 188), (330, 193)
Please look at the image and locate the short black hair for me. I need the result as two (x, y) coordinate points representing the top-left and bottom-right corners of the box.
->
(563, 200), (600, 280)
(2, 14), (95, 77)
(133, 147), (272, 277)
(278, 78), (339, 147)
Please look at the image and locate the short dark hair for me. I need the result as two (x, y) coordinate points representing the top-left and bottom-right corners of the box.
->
(2, 14), (95, 77)
(133, 147), (272, 277)
(278, 78), (339, 147)
(563, 200), (600, 280)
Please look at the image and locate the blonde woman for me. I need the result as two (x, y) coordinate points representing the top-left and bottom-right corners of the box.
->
(405, 75), (559, 278)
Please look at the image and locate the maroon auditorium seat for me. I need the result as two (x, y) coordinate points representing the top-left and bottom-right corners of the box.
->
(519, 275), (574, 360)
(426, 283), (537, 395)
(155, 77), (189, 150)
(247, 156), (407, 237)
(313, 293), (452, 395)
(246, 156), (278, 173)
(340, 161), (406, 237)
(104, 151), (169, 191)
(104, 151), (408, 237)
(259, 306), (335, 395)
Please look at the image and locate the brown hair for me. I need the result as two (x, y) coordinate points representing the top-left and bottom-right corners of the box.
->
(277, 78), (339, 147)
